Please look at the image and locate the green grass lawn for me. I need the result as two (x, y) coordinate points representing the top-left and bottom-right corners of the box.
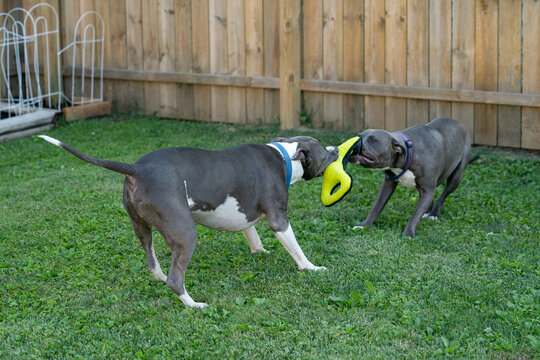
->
(1, 113), (538, 359)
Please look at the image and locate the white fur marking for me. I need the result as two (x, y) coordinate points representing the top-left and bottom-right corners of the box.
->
(38, 135), (61, 147)
(243, 226), (269, 253)
(266, 143), (304, 185)
(274, 224), (326, 271)
(191, 196), (259, 232)
(178, 286), (208, 308)
(391, 168), (416, 188)
(352, 225), (365, 230)
(184, 180), (195, 208)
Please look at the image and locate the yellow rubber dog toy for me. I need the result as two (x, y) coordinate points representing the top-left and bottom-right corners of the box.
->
(321, 136), (362, 207)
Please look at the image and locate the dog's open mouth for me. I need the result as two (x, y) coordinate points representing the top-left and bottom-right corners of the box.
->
(350, 153), (375, 165)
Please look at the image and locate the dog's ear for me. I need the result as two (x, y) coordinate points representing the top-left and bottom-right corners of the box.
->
(392, 138), (404, 154)
(292, 144), (312, 165)
(272, 137), (287, 142)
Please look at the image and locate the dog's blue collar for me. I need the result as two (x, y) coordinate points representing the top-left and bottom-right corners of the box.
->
(389, 132), (413, 182)
(269, 142), (292, 189)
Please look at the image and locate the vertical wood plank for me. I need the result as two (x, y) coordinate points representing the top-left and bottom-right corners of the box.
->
(245, 0), (264, 123)
(142, 0), (160, 114)
(279, 0), (301, 129)
(428, 0), (452, 120)
(158, 0), (177, 117)
(303, 0), (324, 128)
(322, 0), (343, 129)
(451, 0), (475, 137)
(36, 1), (61, 108)
(175, 0), (194, 120)
(209, 0), (228, 122)
(343, 0), (364, 132)
(227, 0), (246, 123)
(110, 0), (127, 111)
(263, 0), (280, 124)
(475, 0), (498, 145)
(94, 0), (111, 104)
(78, 0), (96, 101)
(385, 0), (406, 131)
(191, 0), (211, 121)
(364, 0), (385, 129)
(497, 0), (521, 148)
(59, 0), (79, 102)
(522, 0), (540, 150)
(125, 0), (144, 112)
(406, 0), (429, 126)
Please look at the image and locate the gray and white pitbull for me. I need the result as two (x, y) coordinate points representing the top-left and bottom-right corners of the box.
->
(349, 118), (477, 238)
(39, 135), (338, 307)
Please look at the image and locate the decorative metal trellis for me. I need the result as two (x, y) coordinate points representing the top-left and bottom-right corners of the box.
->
(0, 3), (104, 140)
(0, 3), (61, 117)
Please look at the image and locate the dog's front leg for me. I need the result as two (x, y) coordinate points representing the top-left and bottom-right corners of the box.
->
(271, 222), (326, 271)
(402, 187), (435, 238)
(354, 178), (398, 229)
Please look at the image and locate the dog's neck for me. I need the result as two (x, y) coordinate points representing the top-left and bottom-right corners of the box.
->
(266, 142), (304, 186)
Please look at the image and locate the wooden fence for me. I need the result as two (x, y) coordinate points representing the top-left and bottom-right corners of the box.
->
(2, 0), (539, 150)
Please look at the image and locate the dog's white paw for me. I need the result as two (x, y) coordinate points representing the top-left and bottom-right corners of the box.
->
(251, 248), (270, 254)
(352, 225), (365, 230)
(178, 293), (209, 308)
(150, 269), (167, 282)
(191, 302), (209, 308)
(300, 264), (327, 271)
(422, 214), (438, 221)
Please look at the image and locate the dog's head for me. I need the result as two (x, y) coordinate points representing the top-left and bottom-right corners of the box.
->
(348, 129), (405, 169)
(271, 136), (339, 180)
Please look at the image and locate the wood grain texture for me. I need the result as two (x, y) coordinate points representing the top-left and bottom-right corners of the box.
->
(142, 0), (160, 114)
(303, 0), (324, 127)
(263, 0), (280, 124)
(385, 0), (406, 131)
(191, 0), (211, 121)
(497, 0), (521, 148)
(209, 0), (228, 122)
(279, 0), (301, 129)
(227, 0), (246, 123)
(522, 0), (540, 150)
(364, 0), (385, 129)
(175, 0), (195, 120)
(343, 0), (364, 131)
(406, 0), (429, 126)
(245, 0), (264, 123)
(322, 0), (343, 129)
(428, 0), (452, 120)
(451, 0), (475, 137)
(475, 0), (498, 145)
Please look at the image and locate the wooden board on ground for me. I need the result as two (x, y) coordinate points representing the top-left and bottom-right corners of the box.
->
(63, 101), (112, 122)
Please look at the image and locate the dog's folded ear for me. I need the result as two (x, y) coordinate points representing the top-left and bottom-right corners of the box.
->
(292, 147), (311, 164)
(391, 138), (404, 154)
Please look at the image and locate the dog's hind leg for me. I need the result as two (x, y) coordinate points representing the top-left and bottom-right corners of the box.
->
(403, 187), (435, 238)
(156, 210), (207, 308)
(427, 159), (467, 219)
(242, 226), (269, 253)
(130, 218), (167, 283)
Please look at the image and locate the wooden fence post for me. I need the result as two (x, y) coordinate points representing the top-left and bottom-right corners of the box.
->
(279, 0), (301, 129)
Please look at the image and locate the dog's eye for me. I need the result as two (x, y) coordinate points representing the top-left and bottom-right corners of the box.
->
(368, 136), (377, 143)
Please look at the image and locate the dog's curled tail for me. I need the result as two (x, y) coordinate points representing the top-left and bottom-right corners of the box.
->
(38, 135), (136, 176)
(468, 154), (480, 164)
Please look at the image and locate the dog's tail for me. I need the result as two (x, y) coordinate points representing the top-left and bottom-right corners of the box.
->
(38, 135), (136, 176)
(468, 154), (479, 164)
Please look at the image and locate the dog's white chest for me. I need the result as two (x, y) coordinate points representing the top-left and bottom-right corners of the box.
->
(190, 196), (259, 232)
(391, 169), (416, 188)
